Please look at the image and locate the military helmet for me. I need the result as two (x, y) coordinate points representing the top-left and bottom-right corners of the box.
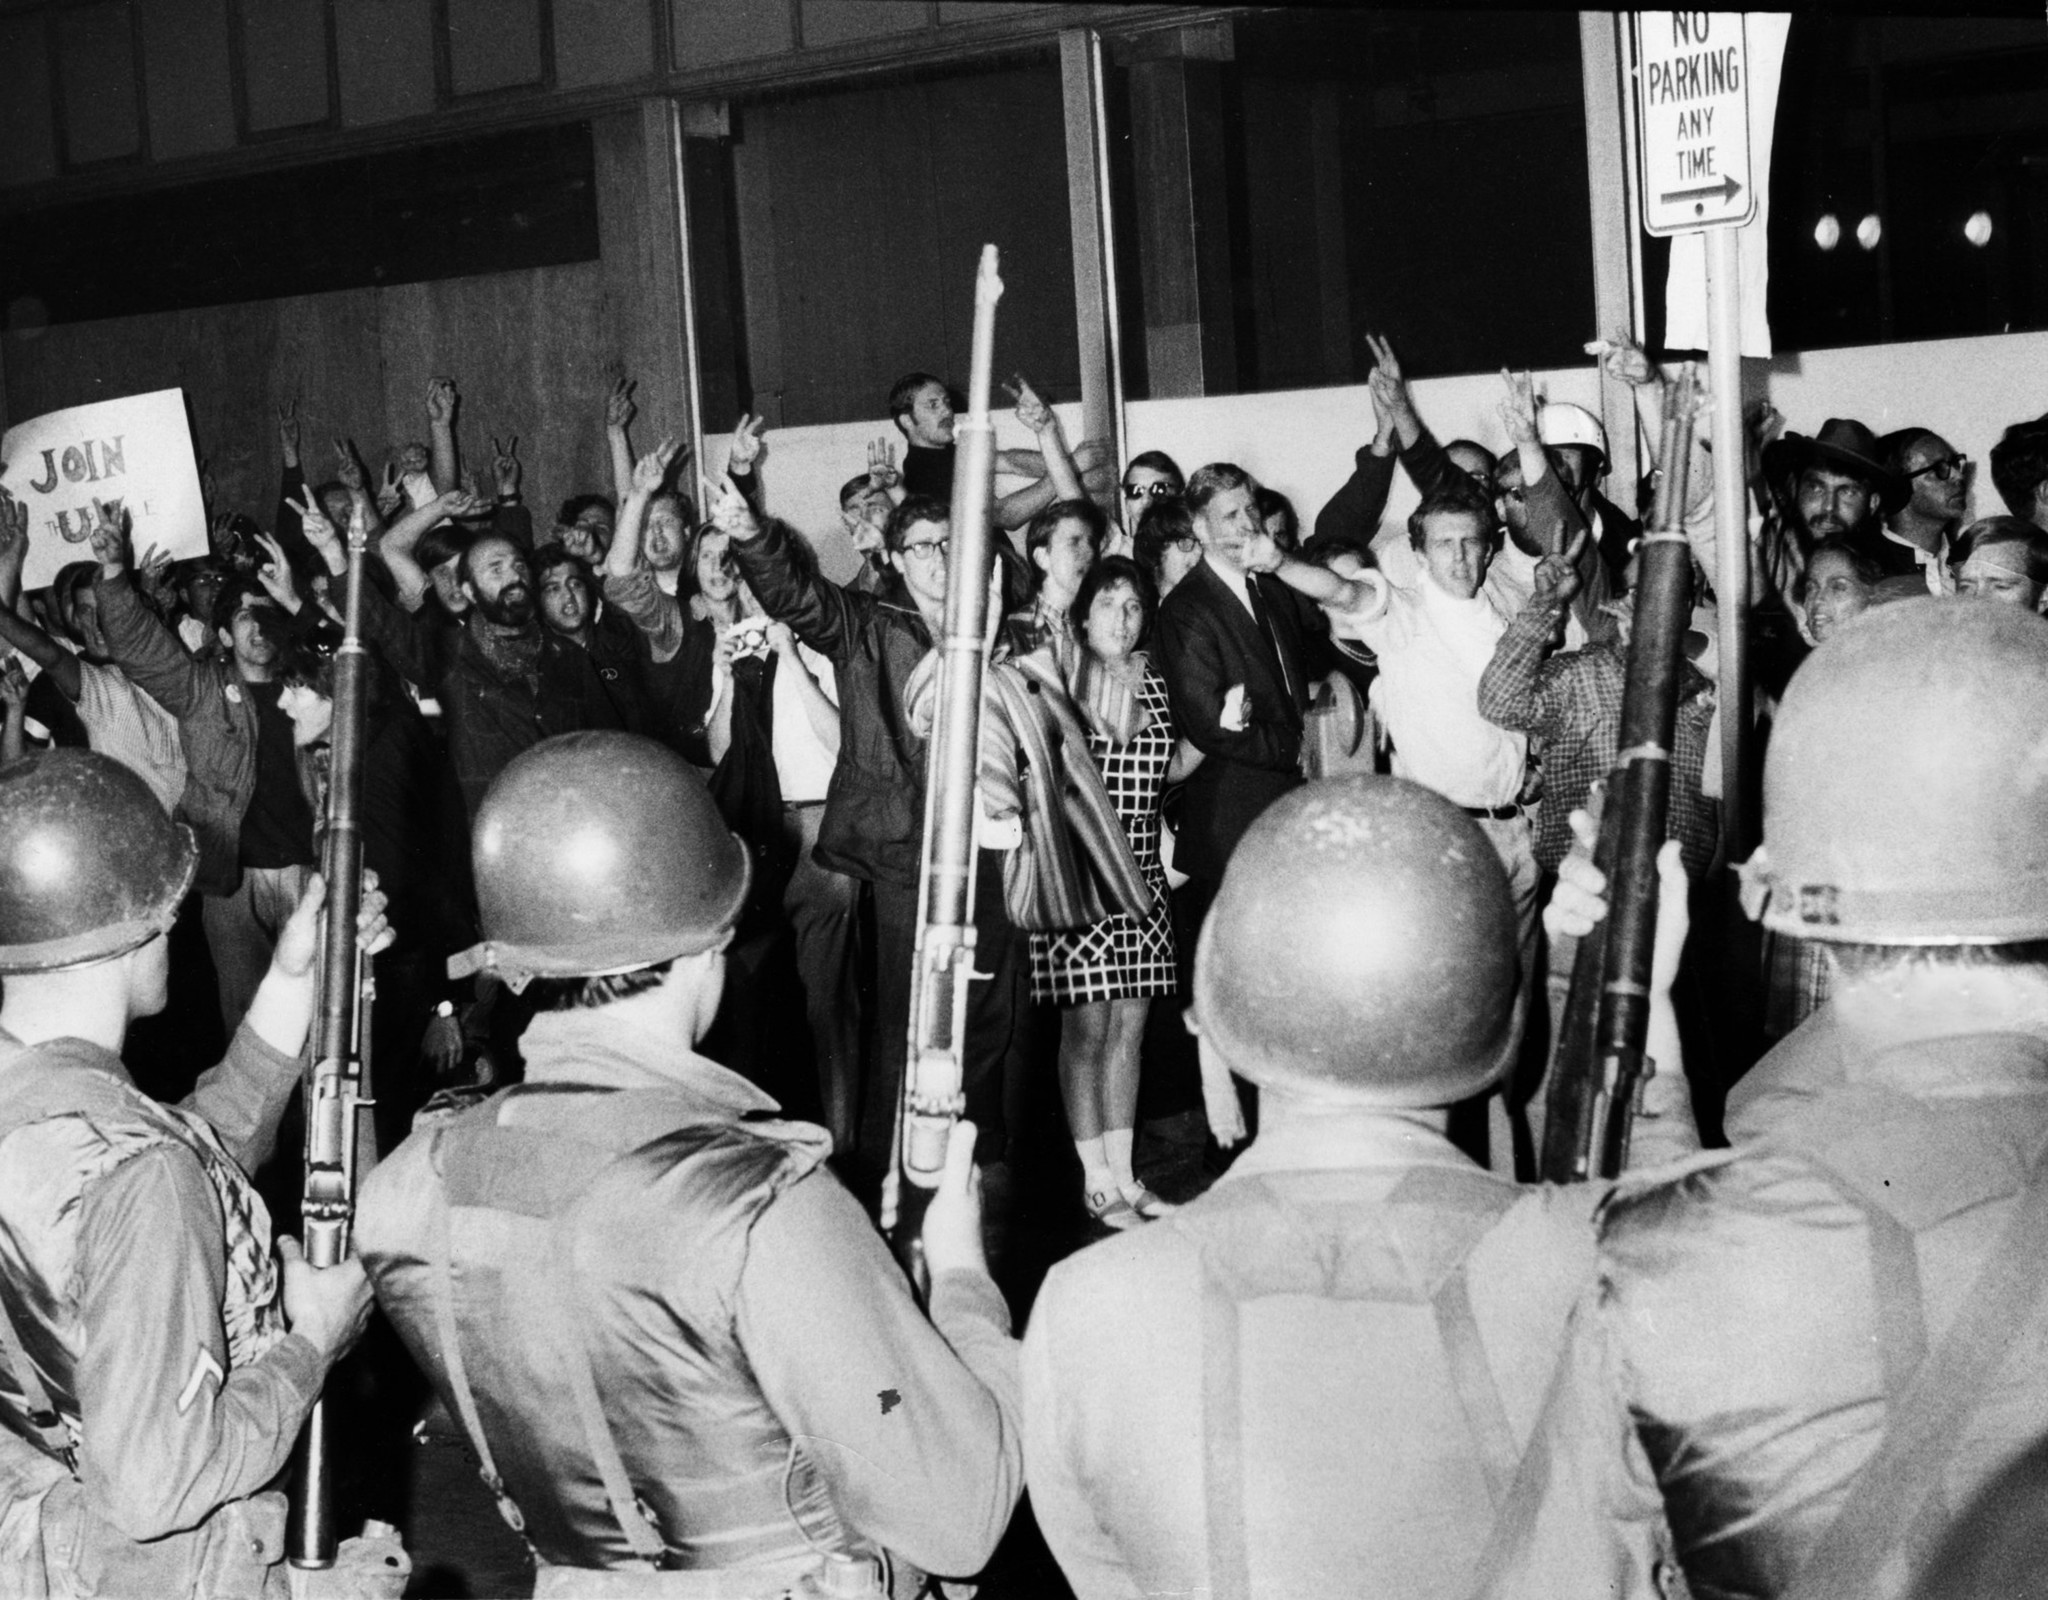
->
(449, 731), (750, 988)
(1746, 598), (2048, 944)
(1191, 776), (1519, 1106)
(0, 749), (197, 973)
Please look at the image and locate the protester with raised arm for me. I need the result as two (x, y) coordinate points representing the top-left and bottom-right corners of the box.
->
(92, 505), (322, 1035)
(0, 493), (185, 812)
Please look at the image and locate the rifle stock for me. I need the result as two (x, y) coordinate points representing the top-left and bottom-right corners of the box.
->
(1539, 367), (1700, 1183)
(288, 506), (376, 1568)
(884, 246), (1004, 1283)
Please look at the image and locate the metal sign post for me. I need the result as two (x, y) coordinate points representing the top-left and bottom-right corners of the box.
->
(1629, 8), (1757, 860)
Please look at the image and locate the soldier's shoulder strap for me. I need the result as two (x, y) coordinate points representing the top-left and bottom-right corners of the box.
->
(0, 1032), (89, 1472)
(1177, 1167), (1550, 1600)
(1784, 1122), (2048, 1600)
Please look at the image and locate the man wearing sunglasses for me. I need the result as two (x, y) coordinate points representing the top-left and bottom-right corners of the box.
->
(1879, 428), (1969, 595)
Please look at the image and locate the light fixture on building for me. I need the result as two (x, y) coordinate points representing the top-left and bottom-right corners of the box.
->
(1814, 213), (1841, 251)
(1965, 211), (1995, 247)
(1856, 214), (1883, 251)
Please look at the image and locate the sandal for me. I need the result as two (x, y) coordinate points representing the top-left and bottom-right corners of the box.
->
(1122, 1184), (1179, 1220)
(1086, 1188), (1144, 1231)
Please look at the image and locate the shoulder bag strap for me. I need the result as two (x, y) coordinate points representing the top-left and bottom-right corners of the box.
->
(1785, 1132), (2048, 1600)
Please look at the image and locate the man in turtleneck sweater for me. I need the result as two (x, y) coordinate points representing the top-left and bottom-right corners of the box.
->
(442, 531), (626, 821)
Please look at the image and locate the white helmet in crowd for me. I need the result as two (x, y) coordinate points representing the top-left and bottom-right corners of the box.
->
(1538, 402), (1608, 470)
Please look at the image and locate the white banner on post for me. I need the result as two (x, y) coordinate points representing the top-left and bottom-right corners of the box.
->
(0, 388), (208, 590)
(1657, 13), (1792, 358)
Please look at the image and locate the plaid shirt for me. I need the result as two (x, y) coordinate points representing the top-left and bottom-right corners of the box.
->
(1477, 600), (1720, 878)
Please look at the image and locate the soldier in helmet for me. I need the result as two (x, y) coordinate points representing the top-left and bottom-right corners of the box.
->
(0, 748), (382, 1597)
(1022, 775), (1696, 1598)
(354, 730), (1022, 1596)
(1487, 599), (2048, 1600)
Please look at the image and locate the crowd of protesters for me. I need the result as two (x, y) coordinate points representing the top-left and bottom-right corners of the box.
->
(6, 324), (2048, 1600)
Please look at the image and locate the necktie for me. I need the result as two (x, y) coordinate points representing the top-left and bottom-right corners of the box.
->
(1246, 577), (1294, 706)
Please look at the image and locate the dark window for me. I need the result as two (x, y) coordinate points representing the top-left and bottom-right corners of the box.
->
(1651, 16), (2048, 354)
(0, 122), (599, 327)
(695, 52), (1077, 429)
(1105, 11), (1594, 398)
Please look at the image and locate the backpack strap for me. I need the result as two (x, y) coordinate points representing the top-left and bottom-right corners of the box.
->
(427, 1102), (683, 1567)
(542, 1202), (670, 1567)
(425, 1134), (531, 1547)
(1785, 1128), (2048, 1600)
(1184, 1169), (1529, 1600)
(0, 1297), (72, 1474)
(0, 1033), (124, 1475)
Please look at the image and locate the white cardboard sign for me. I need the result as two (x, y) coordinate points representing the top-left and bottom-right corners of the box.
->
(1, 388), (208, 589)
(1632, 11), (1756, 236)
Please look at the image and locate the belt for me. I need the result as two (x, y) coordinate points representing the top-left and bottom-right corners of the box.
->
(1461, 802), (1522, 821)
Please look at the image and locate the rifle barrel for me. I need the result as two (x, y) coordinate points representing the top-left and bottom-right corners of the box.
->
(288, 507), (374, 1567)
(1540, 368), (1699, 1182)
(888, 246), (1004, 1268)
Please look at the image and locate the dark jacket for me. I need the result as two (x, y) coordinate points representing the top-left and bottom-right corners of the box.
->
(732, 517), (932, 888)
(95, 573), (258, 897)
(1305, 426), (1474, 563)
(1154, 559), (1323, 883)
(442, 617), (628, 821)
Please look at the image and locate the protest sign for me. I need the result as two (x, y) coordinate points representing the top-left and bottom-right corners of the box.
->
(0, 388), (208, 589)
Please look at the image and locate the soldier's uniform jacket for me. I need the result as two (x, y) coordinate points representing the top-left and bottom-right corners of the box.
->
(0, 1023), (323, 1599)
(355, 1007), (1023, 1587)
(1022, 1116), (1604, 1599)
(1483, 1031), (2048, 1600)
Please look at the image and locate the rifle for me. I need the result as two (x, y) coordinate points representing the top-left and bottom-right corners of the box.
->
(287, 501), (378, 1569)
(883, 245), (1004, 1288)
(1538, 366), (1701, 1183)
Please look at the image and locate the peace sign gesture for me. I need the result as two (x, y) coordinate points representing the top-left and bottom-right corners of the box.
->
(491, 435), (520, 498)
(1533, 522), (1590, 611)
(632, 435), (685, 495)
(1498, 369), (1541, 448)
(726, 415), (767, 474)
(605, 377), (637, 431)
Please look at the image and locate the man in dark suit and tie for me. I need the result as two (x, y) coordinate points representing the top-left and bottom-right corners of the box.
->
(1155, 462), (1327, 910)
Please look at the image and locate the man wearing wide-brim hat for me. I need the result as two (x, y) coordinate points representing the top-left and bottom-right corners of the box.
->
(1762, 417), (1930, 587)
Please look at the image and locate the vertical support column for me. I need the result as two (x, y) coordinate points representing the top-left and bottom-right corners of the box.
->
(592, 98), (697, 468)
(1124, 21), (1236, 398)
(667, 98), (707, 479)
(1580, 11), (1642, 501)
(1059, 28), (1123, 469)
(1309, 80), (1353, 387)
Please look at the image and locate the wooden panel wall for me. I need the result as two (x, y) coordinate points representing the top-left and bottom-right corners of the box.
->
(733, 59), (1079, 427)
(1, 258), (639, 537)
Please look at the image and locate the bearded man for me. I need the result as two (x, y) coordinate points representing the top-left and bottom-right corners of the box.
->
(442, 532), (627, 821)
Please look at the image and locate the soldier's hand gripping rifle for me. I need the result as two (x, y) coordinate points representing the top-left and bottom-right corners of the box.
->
(883, 245), (1004, 1290)
(288, 497), (377, 1570)
(1539, 365), (1702, 1183)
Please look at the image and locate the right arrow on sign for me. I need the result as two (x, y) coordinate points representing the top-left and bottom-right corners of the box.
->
(1660, 175), (1745, 205)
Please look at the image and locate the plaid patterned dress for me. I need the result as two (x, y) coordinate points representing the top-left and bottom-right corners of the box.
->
(1030, 668), (1179, 1005)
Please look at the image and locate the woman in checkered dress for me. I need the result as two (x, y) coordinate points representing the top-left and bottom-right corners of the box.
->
(1030, 555), (1182, 1228)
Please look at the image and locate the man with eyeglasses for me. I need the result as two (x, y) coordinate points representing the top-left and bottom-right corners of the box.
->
(726, 487), (1029, 1208)
(1880, 427), (1969, 595)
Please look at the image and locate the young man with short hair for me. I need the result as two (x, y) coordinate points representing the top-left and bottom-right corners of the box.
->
(92, 514), (323, 1034)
